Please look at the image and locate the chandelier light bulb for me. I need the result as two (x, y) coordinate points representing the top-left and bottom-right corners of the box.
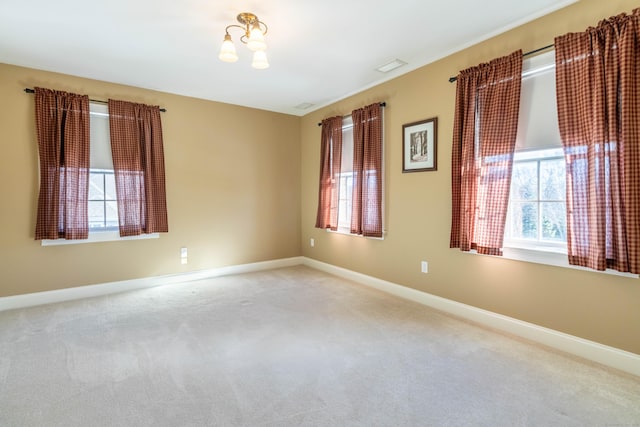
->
(247, 23), (267, 52)
(251, 50), (269, 69)
(219, 34), (238, 63)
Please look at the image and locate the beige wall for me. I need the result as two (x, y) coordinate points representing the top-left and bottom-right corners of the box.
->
(0, 64), (301, 297)
(301, 0), (640, 354)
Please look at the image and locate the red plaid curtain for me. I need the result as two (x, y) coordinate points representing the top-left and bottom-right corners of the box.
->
(450, 51), (523, 255)
(108, 100), (168, 236)
(34, 87), (90, 240)
(315, 116), (343, 231)
(555, 9), (640, 273)
(351, 103), (383, 237)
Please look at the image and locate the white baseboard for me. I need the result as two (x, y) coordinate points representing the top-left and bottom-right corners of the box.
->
(0, 256), (304, 312)
(2, 255), (637, 377)
(302, 257), (640, 378)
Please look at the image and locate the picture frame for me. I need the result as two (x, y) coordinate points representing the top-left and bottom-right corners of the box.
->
(402, 117), (437, 173)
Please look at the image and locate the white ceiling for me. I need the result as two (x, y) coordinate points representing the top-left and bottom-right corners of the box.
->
(0, 0), (576, 116)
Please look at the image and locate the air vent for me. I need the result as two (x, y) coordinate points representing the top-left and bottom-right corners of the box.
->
(294, 102), (315, 110)
(375, 59), (407, 73)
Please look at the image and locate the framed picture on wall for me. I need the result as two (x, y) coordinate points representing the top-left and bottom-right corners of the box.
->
(402, 117), (437, 172)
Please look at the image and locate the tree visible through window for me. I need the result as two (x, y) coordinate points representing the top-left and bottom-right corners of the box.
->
(505, 148), (566, 247)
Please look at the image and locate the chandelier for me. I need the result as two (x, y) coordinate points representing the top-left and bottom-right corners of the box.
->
(218, 12), (269, 69)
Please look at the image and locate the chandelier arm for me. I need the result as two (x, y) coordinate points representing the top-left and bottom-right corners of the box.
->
(225, 24), (246, 35)
(257, 21), (268, 36)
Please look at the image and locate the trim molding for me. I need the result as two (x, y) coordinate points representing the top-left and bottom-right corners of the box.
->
(0, 257), (304, 312)
(1, 255), (637, 377)
(302, 257), (640, 378)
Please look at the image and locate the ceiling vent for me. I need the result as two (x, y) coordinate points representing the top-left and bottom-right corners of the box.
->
(375, 59), (407, 73)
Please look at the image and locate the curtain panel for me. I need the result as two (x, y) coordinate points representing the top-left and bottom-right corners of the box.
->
(351, 103), (383, 238)
(450, 50), (523, 255)
(315, 116), (343, 231)
(108, 100), (168, 237)
(555, 8), (640, 273)
(34, 87), (90, 240)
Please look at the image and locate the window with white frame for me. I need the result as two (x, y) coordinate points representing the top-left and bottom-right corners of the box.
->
(504, 51), (568, 254)
(333, 115), (385, 236)
(337, 116), (354, 232)
(88, 103), (118, 231)
(466, 50), (634, 277)
(505, 148), (567, 250)
(42, 102), (158, 245)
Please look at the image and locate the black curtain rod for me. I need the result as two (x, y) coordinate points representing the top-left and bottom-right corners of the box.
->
(24, 88), (167, 112)
(317, 102), (386, 126)
(448, 43), (554, 83)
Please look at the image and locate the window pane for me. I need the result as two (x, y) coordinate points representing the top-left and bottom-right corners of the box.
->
(106, 201), (119, 228)
(540, 158), (565, 200)
(88, 201), (105, 228)
(338, 200), (349, 228)
(338, 174), (352, 229)
(89, 173), (104, 200)
(339, 175), (348, 197)
(511, 162), (537, 200)
(541, 202), (566, 242)
(105, 173), (117, 200)
(510, 202), (538, 239)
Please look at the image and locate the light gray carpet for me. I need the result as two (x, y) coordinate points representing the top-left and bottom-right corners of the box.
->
(0, 266), (638, 426)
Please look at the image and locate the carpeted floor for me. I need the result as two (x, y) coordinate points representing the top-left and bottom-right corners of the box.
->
(0, 265), (638, 426)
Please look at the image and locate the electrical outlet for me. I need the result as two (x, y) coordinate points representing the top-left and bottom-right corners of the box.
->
(421, 261), (428, 273)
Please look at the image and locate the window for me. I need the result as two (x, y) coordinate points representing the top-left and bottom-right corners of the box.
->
(316, 103), (383, 237)
(336, 117), (354, 233)
(505, 148), (566, 251)
(88, 170), (118, 230)
(498, 51), (634, 277)
(42, 102), (158, 245)
(88, 103), (118, 231)
(333, 115), (385, 237)
(502, 51), (566, 253)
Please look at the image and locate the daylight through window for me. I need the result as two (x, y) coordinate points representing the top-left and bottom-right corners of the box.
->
(504, 50), (567, 252)
(337, 117), (354, 232)
(88, 102), (118, 232)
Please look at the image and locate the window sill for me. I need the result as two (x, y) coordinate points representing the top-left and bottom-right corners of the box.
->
(41, 231), (159, 246)
(474, 246), (638, 278)
(326, 228), (385, 240)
